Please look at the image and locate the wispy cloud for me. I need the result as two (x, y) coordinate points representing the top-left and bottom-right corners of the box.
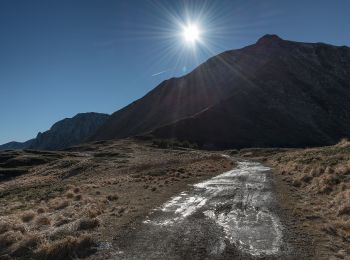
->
(151, 69), (171, 77)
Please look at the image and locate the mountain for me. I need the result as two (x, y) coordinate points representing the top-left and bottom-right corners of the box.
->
(0, 113), (109, 151)
(92, 34), (350, 148)
(0, 139), (34, 150)
(151, 35), (350, 148)
(28, 113), (109, 150)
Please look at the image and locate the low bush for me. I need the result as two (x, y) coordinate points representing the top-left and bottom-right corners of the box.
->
(152, 139), (198, 149)
(34, 235), (95, 260)
(36, 216), (51, 227)
(21, 211), (36, 222)
(77, 218), (100, 231)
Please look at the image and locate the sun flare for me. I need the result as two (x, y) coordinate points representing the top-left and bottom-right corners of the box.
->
(182, 24), (201, 43)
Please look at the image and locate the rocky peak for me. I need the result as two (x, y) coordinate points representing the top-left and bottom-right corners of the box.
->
(256, 34), (283, 45)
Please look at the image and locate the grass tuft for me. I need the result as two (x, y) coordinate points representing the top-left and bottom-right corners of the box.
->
(77, 218), (100, 231)
(34, 235), (95, 260)
(36, 216), (51, 227)
(21, 211), (36, 223)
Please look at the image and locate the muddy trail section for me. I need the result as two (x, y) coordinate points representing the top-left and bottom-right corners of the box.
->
(112, 160), (312, 259)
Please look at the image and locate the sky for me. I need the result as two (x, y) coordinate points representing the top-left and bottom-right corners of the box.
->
(1, 0), (350, 144)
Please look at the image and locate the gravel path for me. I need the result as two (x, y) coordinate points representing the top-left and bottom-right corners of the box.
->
(112, 159), (310, 259)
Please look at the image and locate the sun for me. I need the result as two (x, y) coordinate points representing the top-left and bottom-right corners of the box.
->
(182, 24), (201, 44)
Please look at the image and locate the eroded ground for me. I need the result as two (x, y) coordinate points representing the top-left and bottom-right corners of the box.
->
(0, 139), (232, 259)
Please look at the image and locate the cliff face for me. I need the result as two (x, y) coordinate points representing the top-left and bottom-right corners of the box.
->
(27, 113), (109, 150)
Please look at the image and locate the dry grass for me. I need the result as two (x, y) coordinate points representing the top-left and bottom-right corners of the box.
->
(65, 191), (74, 199)
(36, 216), (51, 227)
(51, 200), (69, 210)
(77, 217), (100, 230)
(106, 194), (118, 201)
(0, 230), (23, 250)
(10, 234), (41, 258)
(0, 221), (11, 234)
(54, 215), (71, 227)
(34, 235), (95, 260)
(37, 207), (46, 214)
(20, 211), (36, 223)
(336, 138), (350, 148)
(267, 140), (350, 257)
(85, 205), (103, 218)
(0, 139), (233, 259)
(74, 194), (82, 201)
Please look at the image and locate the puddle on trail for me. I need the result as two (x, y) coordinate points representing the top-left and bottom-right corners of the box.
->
(144, 161), (283, 257)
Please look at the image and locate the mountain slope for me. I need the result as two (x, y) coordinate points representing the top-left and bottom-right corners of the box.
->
(91, 44), (248, 140)
(28, 112), (109, 150)
(92, 34), (350, 148)
(152, 35), (350, 148)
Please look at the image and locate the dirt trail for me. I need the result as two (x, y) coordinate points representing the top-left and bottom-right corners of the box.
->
(112, 159), (311, 259)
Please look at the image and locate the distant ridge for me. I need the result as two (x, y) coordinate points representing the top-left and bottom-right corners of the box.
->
(0, 139), (34, 150)
(0, 113), (109, 151)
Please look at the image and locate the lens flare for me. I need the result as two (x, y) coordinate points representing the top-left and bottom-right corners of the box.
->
(182, 24), (201, 43)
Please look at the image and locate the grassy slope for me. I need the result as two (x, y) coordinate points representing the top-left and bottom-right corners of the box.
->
(240, 139), (350, 259)
(0, 139), (232, 260)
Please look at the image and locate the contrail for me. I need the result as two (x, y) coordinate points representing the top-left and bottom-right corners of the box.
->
(151, 69), (171, 77)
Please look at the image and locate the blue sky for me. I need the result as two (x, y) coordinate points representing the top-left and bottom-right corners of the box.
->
(1, 0), (350, 144)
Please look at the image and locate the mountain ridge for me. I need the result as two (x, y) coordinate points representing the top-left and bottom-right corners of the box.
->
(3, 34), (350, 150)
(0, 112), (109, 151)
(90, 34), (350, 148)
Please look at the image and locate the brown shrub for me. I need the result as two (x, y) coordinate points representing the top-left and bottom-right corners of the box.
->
(86, 207), (102, 218)
(34, 235), (95, 260)
(321, 223), (338, 236)
(10, 234), (41, 257)
(333, 191), (350, 215)
(333, 220), (350, 239)
(0, 221), (11, 234)
(73, 187), (80, 194)
(65, 192), (74, 199)
(0, 230), (23, 249)
(106, 195), (118, 201)
(21, 211), (36, 222)
(74, 194), (82, 201)
(325, 166), (334, 175)
(36, 216), (51, 227)
(338, 206), (350, 216)
(292, 179), (301, 187)
(37, 207), (46, 214)
(336, 138), (350, 147)
(11, 223), (26, 234)
(77, 218), (100, 230)
(300, 174), (313, 183)
(53, 200), (69, 210)
(54, 216), (70, 227)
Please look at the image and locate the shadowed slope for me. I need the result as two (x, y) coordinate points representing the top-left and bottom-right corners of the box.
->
(94, 35), (350, 148)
